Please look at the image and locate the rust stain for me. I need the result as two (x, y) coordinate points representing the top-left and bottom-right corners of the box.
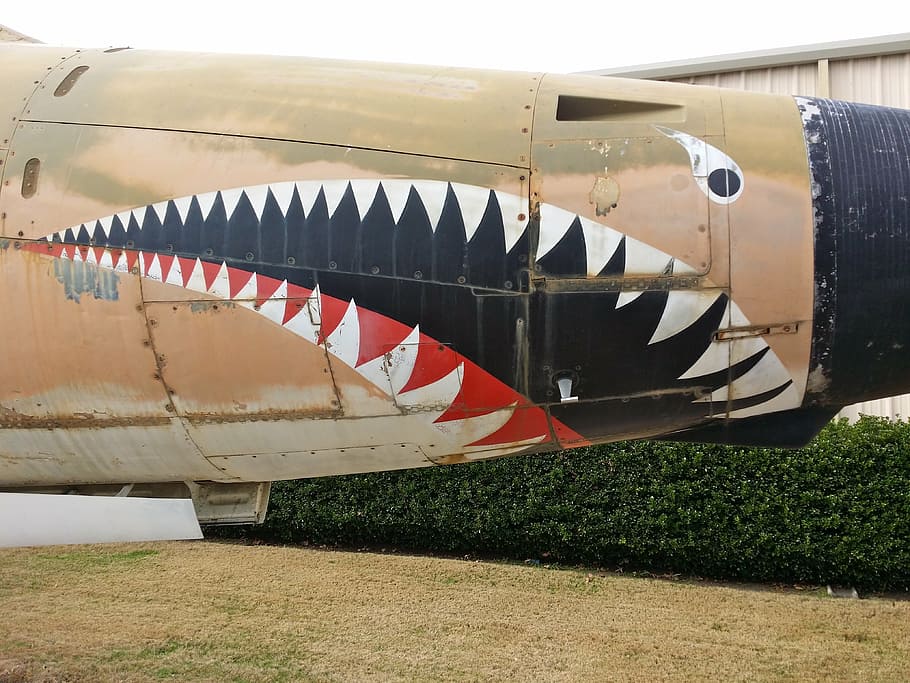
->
(186, 408), (342, 425)
(0, 404), (171, 429)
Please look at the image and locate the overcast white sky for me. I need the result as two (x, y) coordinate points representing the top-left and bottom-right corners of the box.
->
(3, 1), (908, 73)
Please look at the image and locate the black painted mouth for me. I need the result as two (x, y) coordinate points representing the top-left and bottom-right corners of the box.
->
(44, 178), (790, 442)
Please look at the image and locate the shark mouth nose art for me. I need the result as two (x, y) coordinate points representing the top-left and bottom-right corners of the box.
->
(25, 176), (799, 451)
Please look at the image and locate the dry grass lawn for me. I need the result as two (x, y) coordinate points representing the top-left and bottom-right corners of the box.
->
(0, 540), (908, 682)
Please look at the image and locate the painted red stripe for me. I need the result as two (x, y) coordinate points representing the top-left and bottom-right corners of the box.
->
(464, 406), (551, 448)
(436, 363), (525, 422)
(178, 257), (197, 287)
(201, 261), (222, 291)
(256, 274), (284, 308)
(228, 267), (254, 299)
(399, 334), (461, 393)
(157, 254), (175, 283)
(125, 250), (140, 273)
(354, 306), (413, 367)
(317, 293), (351, 342)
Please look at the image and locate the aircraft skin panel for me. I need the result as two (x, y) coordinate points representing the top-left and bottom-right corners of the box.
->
(0, 45), (904, 490)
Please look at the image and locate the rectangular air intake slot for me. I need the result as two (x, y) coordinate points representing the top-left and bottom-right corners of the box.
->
(556, 95), (685, 123)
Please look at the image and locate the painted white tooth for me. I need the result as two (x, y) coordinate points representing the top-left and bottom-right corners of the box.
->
(433, 404), (517, 449)
(72, 247), (83, 263)
(195, 191), (219, 221)
(684, 303), (773, 382)
(232, 270), (259, 301)
(537, 203), (576, 260)
(98, 250), (115, 270)
(462, 437), (548, 460)
(165, 257), (184, 287)
(321, 180), (350, 217)
(84, 247), (98, 265)
(219, 188), (245, 220)
(728, 384), (801, 418)
(616, 291), (644, 309)
(355, 354), (394, 394)
(258, 279), (289, 325)
(325, 299), (361, 368)
(386, 326), (421, 395)
(579, 217), (623, 275)
(116, 211), (134, 231)
(680, 299), (733, 380)
(296, 181), (323, 216)
(381, 180), (412, 224)
(649, 290), (721, 345)
(729, 300), (752, 328)
(397, 363), (464, 411)
(494, 189), (528, 252)
(149, 201), (168, 223)
(624, 236), (674, 276)
(412, 180), (449, 232)
(184, 258), (208, 294)
(135, 251), (145, 273)
(60, 246), (70, 259)
(704, 350), (793, 403)
(282, 286), (321, 344)
(98, 215), (115, 239)
(672, 259), (701, 276)
(207, 261), (231, 298)
(245, 184), (270, 220)
(269, 182), (297, 216)
(113, 251), (129, 273)
(682, 340), (728, 381)
(350, 179), (381, 221)
(730, 336), (770, 366)
(172, 196), (193, 223)
(451, 182), (492, 242)
(145, 253), (162, 282)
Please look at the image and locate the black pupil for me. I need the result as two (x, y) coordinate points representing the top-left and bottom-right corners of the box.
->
(708, 168), (741, 197)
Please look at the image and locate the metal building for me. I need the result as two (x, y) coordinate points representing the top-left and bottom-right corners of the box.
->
(591, 34), (910, 421)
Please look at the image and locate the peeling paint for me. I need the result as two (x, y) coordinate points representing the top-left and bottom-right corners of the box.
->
(589, 176), (620, 216)
(53, 259), (119, 303)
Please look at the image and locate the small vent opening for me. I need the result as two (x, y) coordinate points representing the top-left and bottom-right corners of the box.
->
(556, 95), (685, 122)
(53, 66), (90, 97)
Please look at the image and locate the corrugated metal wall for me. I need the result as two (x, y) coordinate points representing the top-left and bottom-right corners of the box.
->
(667, 51), (910, 108)
(665, 50), (910, 421)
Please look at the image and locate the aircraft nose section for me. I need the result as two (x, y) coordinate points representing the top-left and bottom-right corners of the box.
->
(799, 97), (910, 406)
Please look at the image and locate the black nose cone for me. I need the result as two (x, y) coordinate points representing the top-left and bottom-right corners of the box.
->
(799, 97), (910, 406)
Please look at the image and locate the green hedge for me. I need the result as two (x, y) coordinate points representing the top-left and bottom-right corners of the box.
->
(230, 417), (910, 591)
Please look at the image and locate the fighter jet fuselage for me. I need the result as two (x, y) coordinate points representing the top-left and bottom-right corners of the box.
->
(1, 44), (908, 491)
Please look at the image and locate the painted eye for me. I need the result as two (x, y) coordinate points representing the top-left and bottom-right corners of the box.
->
(655, 125), (745, 205)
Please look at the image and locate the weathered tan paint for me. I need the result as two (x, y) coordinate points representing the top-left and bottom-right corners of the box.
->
(0, 122), (527, 241)
(20, 48), (538, 168)
(0, 46), (818, 488)
(0, 247), (169, 421)
(721, 90), (814, 402)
